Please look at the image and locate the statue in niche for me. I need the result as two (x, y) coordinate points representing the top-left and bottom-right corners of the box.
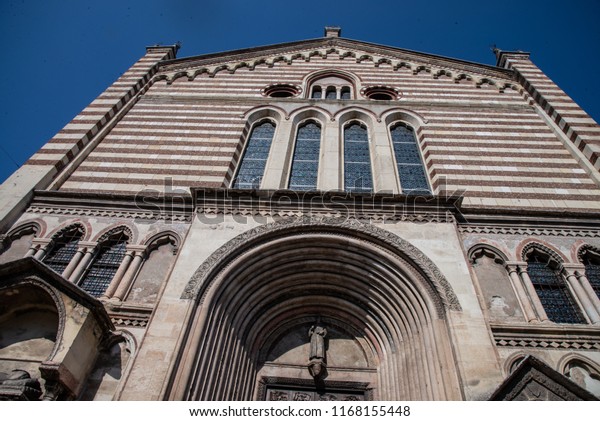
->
(308, 324), (327, 379)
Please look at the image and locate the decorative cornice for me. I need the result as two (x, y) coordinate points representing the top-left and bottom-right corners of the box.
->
(491, 324), (600, 350)
(27, 205), (191, 222)
(459, 225), (600, 238)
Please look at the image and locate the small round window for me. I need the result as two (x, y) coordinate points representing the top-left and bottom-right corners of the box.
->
(262, 84), (300, 98)
(362, 86), (400, 101)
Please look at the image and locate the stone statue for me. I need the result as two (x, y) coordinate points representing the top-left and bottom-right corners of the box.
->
(308, 324), (327, 379)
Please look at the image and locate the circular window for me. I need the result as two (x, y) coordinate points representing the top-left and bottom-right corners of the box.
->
(262, 84), (300, 98)
(362, 86), (400, 101)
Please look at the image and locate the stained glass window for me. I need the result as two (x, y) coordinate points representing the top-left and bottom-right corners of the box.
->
(232, 121), (276, 189)
(43, 227), (83, 275)
(527, 251), (585, 324)
(288, 122), (321, 190)
(344, 123), (373, 193)
(390, 124), (431, 195)
(79, 231), (128, 297)
(582, 252), (600, 300)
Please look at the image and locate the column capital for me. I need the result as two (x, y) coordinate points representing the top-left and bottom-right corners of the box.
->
(77, 241), (97, 253)
(560, 263), (586, 276)
(31, 238), (53, 247)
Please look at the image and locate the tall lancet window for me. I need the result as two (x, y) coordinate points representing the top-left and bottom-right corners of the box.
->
(288, 121), (321, 191)
(581, 248), (600, 300)
(526, 250), (585, 324)
(232, 121), (276, 189)
(344, 122), (373, 193)
(80, 231), (129, 297)
(390, 123), (431, 195)
(43, 226), (84, 275)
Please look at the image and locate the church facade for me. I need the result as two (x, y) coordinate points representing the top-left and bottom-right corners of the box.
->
(0, 27), (599, 401)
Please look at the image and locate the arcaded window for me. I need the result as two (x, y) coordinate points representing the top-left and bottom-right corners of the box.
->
(581, 248), (600, 299)
(80, 231), (129, 297)
(232, 121), (276, 189)
(526, 250), (585, 324)
(390, 123), (431, 195)
(43, 226), (84, 275)
(340, 87), (351, 100)
(311, 86), (322, 99)
(344, 123), (373, 193)
(288, 121), (321, 191)
(325, 87), (337, 99)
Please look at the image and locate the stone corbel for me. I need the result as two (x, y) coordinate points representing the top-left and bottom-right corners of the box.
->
(39, 362), (77, 401)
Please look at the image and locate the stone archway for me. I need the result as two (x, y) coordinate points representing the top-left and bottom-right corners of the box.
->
(173, 218), (462, 400)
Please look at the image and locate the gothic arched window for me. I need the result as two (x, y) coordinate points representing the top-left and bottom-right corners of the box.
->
(43, 226), (84, 275)
(581, 248), (600, 300)
(390, 123), (431, 195)
(526, 250), (585, 324)
(80, 231), (129, 297)
(288, 121), (321, 191)
(232, 121), (276, 189)
(344, 122), (373, 193)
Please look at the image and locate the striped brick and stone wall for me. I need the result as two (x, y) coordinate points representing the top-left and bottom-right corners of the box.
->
(52, 39), (599, 212)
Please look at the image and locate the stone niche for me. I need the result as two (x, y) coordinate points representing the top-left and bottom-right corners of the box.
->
(0, 257), (114, 400)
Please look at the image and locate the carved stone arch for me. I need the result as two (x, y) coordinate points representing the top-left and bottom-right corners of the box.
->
(288, 107), (332, 125)
(182, 217), (460, 312)
(476, 77), (497, 89)
(356, 54), (374, 63)
(504, 352), (532, 375)
(520, 241), (567, 265)
(558, 354), (600, 397)
(433, 69), (453, 79)
(413, 65), (431, 75)
(0, 277), (66, 362)
(381, 108), (429, 129)
(335, 107), (378, 126)
(142, 230), (181, 254)
(174, 217), (462, 401)
(393, 61), (413, 71)
(47, 222), (87, 242)
(577, 244), (600, 264)
(242, 105), (286, 121)
(454, 73), (473, 84)
(302, 68), (362, 99)
(468, 243), (509, 265)
(93, 225), (135, 244)
(7, 220), (44, 239)
(375, 58), (393, 67)
(166, 70), (188, 84)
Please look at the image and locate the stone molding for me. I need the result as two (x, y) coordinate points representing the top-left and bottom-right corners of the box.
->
(182, 216), (462, 312)
(491, 324), (600, 350)
(27, 205), (191, 222)
(459, 225), (600, 237)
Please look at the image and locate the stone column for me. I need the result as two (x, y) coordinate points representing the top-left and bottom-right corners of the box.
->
(518, 264), (549, 322)
(505, 262), (537, 322)
(562, 265), (599, 324)
(67, 241), (96, 283)
(261, 118), (294, 190)
(61, 246), (86, 279)
(101, 249), (135, 299)
(32, 238), (53, 260)
(113, 246), (147, 301)
(319, 119), (341, 191)
(574, 268), (600, 319)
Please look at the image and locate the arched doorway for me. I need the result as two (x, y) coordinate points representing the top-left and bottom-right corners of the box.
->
(173, 218), (462, 400)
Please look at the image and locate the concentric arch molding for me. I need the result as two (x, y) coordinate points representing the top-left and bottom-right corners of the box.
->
(181, 216), (462, 312)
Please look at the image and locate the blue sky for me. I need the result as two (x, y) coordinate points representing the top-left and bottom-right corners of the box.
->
(1, 0), (599, 183)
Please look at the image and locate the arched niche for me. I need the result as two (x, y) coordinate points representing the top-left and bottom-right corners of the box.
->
(0, 284), (59, 382)
(468, 245), (523, 322)
(172, 218), (462, 401)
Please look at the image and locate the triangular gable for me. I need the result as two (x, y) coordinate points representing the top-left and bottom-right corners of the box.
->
(489, 355), (598, 401)
(157, 37), (514, 87)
